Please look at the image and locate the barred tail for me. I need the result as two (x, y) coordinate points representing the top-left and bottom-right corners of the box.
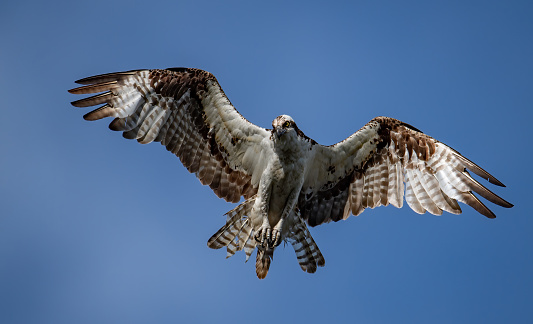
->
(255, 246), (273, 279)
(207, 198), (324, 278)
(207, 196), (257, 262)
(288, 212), (325, 273)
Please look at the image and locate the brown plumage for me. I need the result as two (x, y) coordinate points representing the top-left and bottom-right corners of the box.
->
(70, 68), (258, 203)
(299, 117), (512, 226)
(70, 67), (512, 279)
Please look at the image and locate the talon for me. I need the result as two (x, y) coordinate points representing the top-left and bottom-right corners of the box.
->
(271, 218), (284, 248)
(266, 228), (272, 245)
(273, 231), (281, 247)
(255, 226), (273, 248)
(254, 229), (262, 243)
(268, 230), (280, 248)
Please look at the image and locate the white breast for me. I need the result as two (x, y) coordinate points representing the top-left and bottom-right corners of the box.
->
(267, 134), (314, 223)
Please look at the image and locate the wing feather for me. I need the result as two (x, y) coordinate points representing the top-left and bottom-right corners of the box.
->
(72, 91), (115, 107)
(364, 169), (374, 209)
(378, 158), (390, 206)
(299, 117), (512, 226)
(387, 154), (404, 208)
(349, 175), (365, 216)
(405, 170), (426, 214)
(69, 68), (271, 202)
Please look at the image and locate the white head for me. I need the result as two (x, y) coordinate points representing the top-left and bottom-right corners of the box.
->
(272, 115), (296, 139)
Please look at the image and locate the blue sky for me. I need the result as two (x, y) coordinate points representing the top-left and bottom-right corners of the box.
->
(1, 1), (532, 323)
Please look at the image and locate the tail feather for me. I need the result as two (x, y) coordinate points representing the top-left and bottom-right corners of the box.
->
(238, 223), (255, 262)
(255, 247), (273, 279)
(207, 196), (257, 260)
(208, 197), (326, 278)
(288, 213), (325, 273)
(226, 219), (250, 258)
(243, 233), (256, 262)
(206, 213), (243, 250)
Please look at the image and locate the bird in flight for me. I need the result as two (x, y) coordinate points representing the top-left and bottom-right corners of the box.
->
(69, 68), (512, 279)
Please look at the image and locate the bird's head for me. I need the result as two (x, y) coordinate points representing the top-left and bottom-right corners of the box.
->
(272, 115), (296, 140)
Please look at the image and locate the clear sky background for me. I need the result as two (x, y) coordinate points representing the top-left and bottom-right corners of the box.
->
(1, 1), (532, 323)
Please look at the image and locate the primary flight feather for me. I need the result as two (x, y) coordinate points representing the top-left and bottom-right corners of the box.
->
(69, 67), (512, 279)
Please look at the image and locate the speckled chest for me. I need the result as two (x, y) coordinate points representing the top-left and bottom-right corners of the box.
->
(270, 137), (311, 191)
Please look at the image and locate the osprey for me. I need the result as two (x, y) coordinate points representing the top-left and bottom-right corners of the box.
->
(69, 68), (512, 279)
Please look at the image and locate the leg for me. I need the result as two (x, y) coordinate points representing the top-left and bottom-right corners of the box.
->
(254, 216), (272, 247)
(270, 187), (300, 248)
(271, 217), (284, 247)
(251, 178), (272, 248)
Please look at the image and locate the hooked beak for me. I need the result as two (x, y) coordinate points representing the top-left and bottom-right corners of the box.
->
(275, 128), (286, 139)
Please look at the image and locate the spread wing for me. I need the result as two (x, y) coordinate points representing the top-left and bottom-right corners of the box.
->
(69, 68), (271, 203)
(300, 116), (512, 226)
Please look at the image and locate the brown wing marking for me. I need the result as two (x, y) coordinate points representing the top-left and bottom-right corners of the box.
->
(299, 117), (512, 226)
(70, 68), (260, 203)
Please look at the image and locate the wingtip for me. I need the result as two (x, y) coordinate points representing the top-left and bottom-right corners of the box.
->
(497, 197), (514, 209)
(73, 70), (145, 85)
(82, 104), (114, 121)
(71, 99), (86, 108)
(82, 112), (94, 121)
(480, 205), (497, 219)
(453, 152), (507, 187)
(74, 76), (96, 85)
(488, 177), (506, 187)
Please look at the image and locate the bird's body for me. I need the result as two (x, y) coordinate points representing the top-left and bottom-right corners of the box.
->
(69, 67), (512, 279)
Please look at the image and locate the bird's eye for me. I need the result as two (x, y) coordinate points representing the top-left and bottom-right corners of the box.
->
(283, 121), (291, 128)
